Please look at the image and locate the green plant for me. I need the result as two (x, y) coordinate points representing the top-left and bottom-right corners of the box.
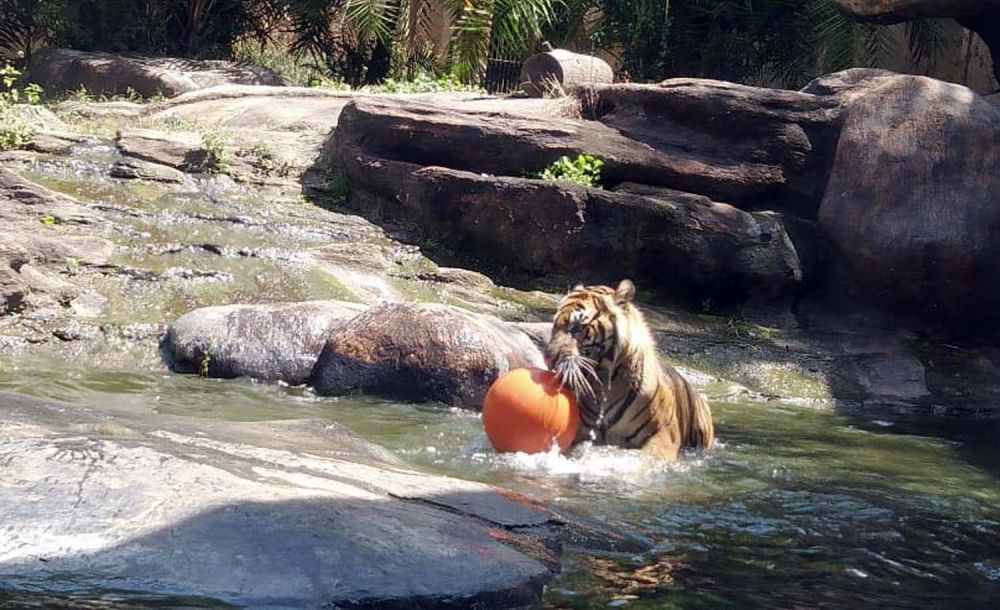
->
(39, 214), (58, 226)
(0, 63), (42, 151)
(199, 129), (230, 174)
(238, 142), (291, 176)
(362, 70), (485, 94)
(537, 154), (604, 188)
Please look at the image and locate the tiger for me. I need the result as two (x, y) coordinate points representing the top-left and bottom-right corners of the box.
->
(544, 279), (715, 460)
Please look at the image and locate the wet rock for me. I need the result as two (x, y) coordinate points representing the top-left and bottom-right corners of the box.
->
(165, 300), (367, 384)
(109, 158), (188, 183)
(0, 169), (114, 320)
(24, 47), (284, 98)
(0, 393), (559, 608)
(116, 128), (205, 172)
(341, 159), (806, 308)
(817, 74), (1000, 340)
(310, 303), (545, 407)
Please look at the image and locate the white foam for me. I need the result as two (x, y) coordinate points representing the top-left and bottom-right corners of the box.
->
(472, 439), (712, 486)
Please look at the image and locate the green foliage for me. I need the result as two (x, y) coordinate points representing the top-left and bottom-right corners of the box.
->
(551, 0), (957, 88)
(538, 154), (603, 188)
(238, 142), (292, 176)
(0, 63), (42, 151)
(199, 129), (230, 174)
(39, 214), (58, 226)
(57, 83), (165, 104)
(362, 70), (485, 93)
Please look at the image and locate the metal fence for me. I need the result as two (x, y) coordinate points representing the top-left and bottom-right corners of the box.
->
(483, 56), (524, 95)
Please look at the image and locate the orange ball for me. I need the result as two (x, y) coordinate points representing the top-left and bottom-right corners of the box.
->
(482, 368), (580, 454)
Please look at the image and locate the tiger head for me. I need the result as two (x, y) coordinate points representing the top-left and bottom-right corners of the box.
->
(545, 279), (638, 400)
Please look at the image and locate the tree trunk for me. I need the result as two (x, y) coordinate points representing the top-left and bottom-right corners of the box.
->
(519, 49), (614, 97)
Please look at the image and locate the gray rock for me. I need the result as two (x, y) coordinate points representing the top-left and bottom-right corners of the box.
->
(109, 158), (188, 183)
(24, 47), (285, 98)
(165, 301), (367, 384)
(310, 303), (545, 407)
(332, 89), (842, 208)
(116, 128), (205, 172)
(0, 392), (558, 608)
(817, 74), (1000, 340)
(341, 159), (807, 309)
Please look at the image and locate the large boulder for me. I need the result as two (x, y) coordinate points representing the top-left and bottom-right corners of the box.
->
(24, 48), (284, 98)
(331, 89), (843, 209)
(817, 74), (1000, 339)
(0, 393), (558, 608)
(310, 303), (545, 407)
(164, 301), (367, 384)
(342, 158), (807, 308)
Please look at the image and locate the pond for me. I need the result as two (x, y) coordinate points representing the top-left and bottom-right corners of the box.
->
(3, 357), (998, 609)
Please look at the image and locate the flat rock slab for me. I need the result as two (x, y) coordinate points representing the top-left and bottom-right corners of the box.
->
(311, 303), (546, 408)
(0, 393), (557, 608)
(165, 300), (367, 384)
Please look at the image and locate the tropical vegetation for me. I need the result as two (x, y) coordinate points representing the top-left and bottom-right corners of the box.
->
(0, 0), (960, 90)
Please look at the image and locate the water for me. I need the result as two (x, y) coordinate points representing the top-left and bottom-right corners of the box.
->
(5, 140), (1000, 608)
(3, 357), (998, 609)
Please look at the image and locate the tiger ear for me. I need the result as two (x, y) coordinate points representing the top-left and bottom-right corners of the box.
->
(614, 279), (635, 305)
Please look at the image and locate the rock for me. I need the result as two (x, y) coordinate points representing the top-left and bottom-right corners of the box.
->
(800, 68), (900, 97)
(340, 158), (807, 308)
(520, 48), (614, 97)
(24, 47), (284, 98)
(0, 169), (114, 320)
(310, 303), (545, 407)
(833, 1), (1000, 83)
(817, 74), (1000, 340)
(109, 158), (188, 183)
(331, 91), (842, 209)
(115, 128), (205, 172)
(582, 80), (845, 212)
(165, 301), (367, 384)
(0, 393), (559, 608)
(0, 267), (28, 315)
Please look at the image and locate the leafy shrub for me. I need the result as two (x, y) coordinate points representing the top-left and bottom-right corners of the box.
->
(0, 63), (43, 151)
(538, 154), (604, 188)
(199, 129), (230, 174)
(362, 71), (485, 95)
(238, 142), (291, 177)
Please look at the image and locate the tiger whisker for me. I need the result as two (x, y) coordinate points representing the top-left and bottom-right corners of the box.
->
(554, 356), (598, 401)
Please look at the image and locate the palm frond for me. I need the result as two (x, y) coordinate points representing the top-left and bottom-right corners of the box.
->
(905, 17), (952, 68)
(346, 0), (399, 44)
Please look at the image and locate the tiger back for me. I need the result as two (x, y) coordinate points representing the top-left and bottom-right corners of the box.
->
(544, 279), (715, 460)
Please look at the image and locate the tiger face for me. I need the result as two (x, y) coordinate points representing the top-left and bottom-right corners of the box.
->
(545, 279), (636, 400)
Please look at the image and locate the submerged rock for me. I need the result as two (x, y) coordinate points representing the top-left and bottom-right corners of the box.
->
(310, 303), (545, 407)
(165, 300), (367, 384)
(0, 393), (558, 608)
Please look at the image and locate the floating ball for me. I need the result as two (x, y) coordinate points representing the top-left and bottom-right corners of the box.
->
(482, 368), (580, 454)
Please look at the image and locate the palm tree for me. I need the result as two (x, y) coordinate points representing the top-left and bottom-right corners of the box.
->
(341, 0), (558, 80)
